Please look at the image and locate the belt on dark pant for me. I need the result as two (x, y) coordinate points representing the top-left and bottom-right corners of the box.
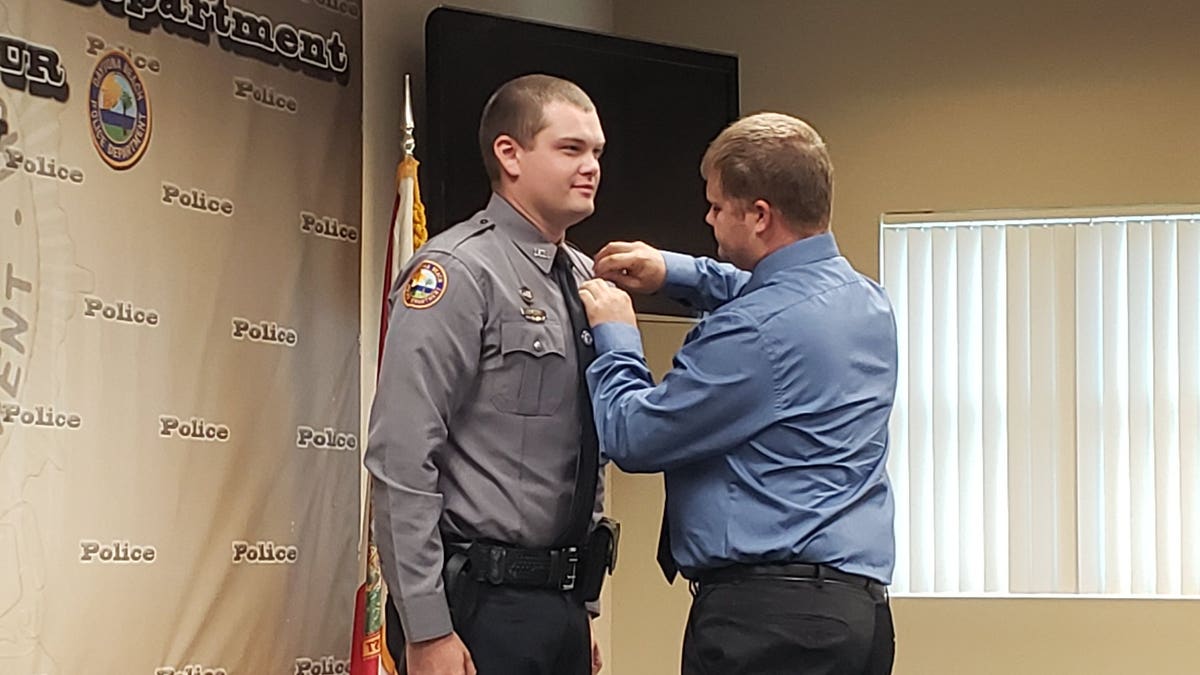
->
(465, 541), (581, 591)
(696, 562), (887, 598)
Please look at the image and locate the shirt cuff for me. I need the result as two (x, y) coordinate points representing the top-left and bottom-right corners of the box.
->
(592, 322), (644, 355)
(396, 591), (454, 643)
(661, 251), (701, 296)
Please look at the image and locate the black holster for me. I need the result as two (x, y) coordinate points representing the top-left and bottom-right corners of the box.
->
(574, 517), (620, 603)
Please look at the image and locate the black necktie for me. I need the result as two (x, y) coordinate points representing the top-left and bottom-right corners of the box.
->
(657, 506), (677, 583)
(551, 247), (600, 547)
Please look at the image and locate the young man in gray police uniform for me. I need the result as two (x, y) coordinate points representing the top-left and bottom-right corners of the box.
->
(580, 112), (897, 674)
(365, 74), (615, 675)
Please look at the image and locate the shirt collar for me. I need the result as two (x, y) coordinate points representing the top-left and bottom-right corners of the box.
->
(483, 193), (558, 274)
(743, 231), (841, 293)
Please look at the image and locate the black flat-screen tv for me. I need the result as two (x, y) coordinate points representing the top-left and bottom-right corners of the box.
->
(425, 7), (739, 317)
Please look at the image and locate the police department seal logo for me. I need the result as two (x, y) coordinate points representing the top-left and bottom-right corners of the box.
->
(402, 260), (447, 309)
(88, 51), (151, 170)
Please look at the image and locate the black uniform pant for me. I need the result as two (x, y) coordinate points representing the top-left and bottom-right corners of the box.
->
(681, 571), (894, 675)
(386, 584), (591, 675)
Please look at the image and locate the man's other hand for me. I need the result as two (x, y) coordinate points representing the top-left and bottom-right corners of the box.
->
(591, 621), (603, 674)
(405, 632), (477, 675)
(579, 279), (636, 328)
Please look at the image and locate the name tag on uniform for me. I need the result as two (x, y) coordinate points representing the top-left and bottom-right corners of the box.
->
(521, 307), (547, 323)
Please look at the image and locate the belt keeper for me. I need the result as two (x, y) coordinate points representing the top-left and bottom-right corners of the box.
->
(486, 546), (506, 585)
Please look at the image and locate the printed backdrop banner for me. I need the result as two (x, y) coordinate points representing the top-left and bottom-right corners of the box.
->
(0, 0), (362, 673)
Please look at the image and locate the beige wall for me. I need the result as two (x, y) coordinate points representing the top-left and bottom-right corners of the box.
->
(609, 318), (695, 675)
(614, 0), (1200, 278)
(607, 0), (1200, 673)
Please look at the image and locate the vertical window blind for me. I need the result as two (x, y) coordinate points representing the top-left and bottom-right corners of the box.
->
(881, 214), (1200, 595)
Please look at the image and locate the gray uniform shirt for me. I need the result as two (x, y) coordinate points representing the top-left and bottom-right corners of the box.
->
(365, 193), (605, 642)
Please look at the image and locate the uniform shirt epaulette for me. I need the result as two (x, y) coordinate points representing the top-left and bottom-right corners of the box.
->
(444, 214), (498, 252)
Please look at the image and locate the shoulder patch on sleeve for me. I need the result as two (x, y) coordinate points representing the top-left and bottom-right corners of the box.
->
(402, 260), (448, 309)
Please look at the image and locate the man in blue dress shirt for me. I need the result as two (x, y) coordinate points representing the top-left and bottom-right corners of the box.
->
(578, 112), (898, 674)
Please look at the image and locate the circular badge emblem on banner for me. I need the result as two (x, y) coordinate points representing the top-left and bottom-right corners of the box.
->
(403, 260), (447, 309)
(88, 51), (152, 170)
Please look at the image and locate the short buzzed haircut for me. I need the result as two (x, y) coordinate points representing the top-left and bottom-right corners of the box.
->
(478, 74), (596, 184)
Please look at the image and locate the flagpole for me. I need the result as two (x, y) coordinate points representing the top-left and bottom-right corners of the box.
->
(403, 74), (415, 158)
(396, 74), (417, 272)
(354, 73), (422, 675)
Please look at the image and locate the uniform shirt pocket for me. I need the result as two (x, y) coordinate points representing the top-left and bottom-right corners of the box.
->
(491, 320), (570, 416)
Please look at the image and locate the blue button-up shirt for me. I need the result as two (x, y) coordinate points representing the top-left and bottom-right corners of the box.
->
(587, 233), (897, 583)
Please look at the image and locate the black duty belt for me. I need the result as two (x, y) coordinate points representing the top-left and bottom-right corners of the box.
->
(696, 562), (887, 595)
(465, 541), (582, 592)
